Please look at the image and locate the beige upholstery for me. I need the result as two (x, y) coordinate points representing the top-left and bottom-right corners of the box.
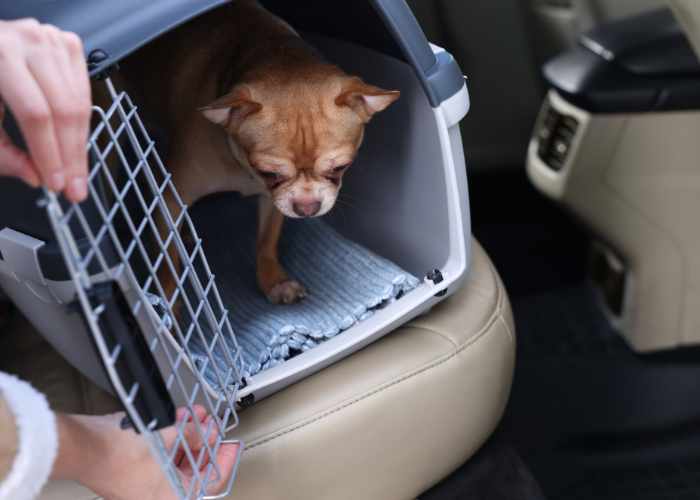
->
(226, 238), (515, 499)
(26, 237), (514, 500)
(38, 481), (101, 500)
(527, 90), (700, 352)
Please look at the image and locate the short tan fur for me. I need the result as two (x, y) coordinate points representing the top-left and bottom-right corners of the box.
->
(119, 0), (399, 308)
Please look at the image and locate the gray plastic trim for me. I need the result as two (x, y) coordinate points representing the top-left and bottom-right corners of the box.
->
(427, 51), (466, 105)
(370, 0), (465, 106)
(0, 228), (47, 286)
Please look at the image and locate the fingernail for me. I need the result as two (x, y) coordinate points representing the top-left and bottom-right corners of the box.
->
(70, 177), (88, 201)
(21, 170), (41, 188)
(51, 172), (66, 192)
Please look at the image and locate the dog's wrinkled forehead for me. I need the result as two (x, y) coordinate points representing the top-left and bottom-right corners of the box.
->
(246, 99), (363, 167)
(199, 75), (400, 170)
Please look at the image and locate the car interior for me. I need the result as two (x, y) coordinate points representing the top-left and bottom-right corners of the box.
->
(1, 0), (700, 498)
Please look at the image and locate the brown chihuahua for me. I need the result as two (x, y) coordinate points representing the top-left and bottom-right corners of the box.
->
(120, 0), (399, 308)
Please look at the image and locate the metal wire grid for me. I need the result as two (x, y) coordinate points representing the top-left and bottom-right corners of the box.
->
(42, 76), (244, 500)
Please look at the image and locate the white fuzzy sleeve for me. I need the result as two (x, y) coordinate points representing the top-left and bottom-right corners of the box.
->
(0, 372), (58, 500)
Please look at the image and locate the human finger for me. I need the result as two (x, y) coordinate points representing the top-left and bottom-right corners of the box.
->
(176, 405), (208, 423)
(25, 25), (88, 201)
(176, 414), (227, 475)
(49, 27), (91, 201)
(171, 406), (210, 466)
(0, 53), (65, 192)
(63, 29), (92, 202)
(204, 440), (242, 496)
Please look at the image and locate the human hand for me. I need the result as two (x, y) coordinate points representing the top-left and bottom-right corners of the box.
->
(51, 406), (243, 500)
(0, 18), (91, 201)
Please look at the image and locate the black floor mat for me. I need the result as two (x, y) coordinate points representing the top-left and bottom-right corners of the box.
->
(529, 415), (700, 500)
(420, 429), (547, 500)
(513, 284), (628, 359)
(502, 284), (700, 500)
(552, 454), (700, 500)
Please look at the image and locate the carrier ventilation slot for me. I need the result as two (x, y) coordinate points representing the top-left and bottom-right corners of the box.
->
(537, 104), (579, 171)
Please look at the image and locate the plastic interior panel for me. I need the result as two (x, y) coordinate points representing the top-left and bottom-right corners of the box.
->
(42, 77), (245, 500)
(232, 34), (468, 403)
(305, 33), (450, 277)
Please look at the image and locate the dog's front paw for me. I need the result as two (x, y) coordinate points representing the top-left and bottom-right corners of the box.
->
(267, 280), (307, 305)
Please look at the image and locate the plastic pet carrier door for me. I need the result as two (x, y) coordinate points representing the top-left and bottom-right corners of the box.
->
(45, 75), (244, 499)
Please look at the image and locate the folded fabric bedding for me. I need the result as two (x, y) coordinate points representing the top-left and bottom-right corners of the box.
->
(168, 193), (419, 386)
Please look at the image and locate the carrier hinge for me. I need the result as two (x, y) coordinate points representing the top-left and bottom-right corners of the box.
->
(88, 49), (120, 81)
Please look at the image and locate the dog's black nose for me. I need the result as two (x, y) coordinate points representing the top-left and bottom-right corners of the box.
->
(293, 201), (321, 217)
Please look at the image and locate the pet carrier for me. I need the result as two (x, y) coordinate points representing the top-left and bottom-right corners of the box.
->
(0, 0), (470, 496)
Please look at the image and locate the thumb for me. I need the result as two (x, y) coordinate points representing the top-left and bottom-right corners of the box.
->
(0, 125), (41, 188)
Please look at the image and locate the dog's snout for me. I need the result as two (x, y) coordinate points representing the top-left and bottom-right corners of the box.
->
(293, 201), (322, 217)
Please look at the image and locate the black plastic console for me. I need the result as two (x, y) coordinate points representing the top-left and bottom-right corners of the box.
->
(543, 8), (700, 113)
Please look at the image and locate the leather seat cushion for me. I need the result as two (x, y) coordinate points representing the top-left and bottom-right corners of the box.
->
(226, 238), (515, 499)
(33, 237), (514, 500)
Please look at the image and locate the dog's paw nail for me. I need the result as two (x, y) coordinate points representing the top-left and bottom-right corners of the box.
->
(268, 280), (307, 305)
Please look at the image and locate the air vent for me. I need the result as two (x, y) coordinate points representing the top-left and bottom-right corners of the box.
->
(537, 104), (579, 171)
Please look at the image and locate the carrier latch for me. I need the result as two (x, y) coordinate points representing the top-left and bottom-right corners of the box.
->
(426, 269), (448, 297)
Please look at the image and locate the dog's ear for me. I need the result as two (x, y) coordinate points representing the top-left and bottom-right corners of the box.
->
(199, 87), (262, 132)
(336, 78), (400, 122)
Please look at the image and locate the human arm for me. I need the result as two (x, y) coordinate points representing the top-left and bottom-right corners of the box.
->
(51, 407), (241, 500)
(0, 370), (241, 500)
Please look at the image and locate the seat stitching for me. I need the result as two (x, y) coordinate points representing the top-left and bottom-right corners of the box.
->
(499, 309), (514, 346)
(401, 262), (504, 351)
(246, 312), (501, 450)
(403, 246), (500, 347)
(494, 274), (514, 347)
(246, 280), (508, 450)
(399, 324), (458, 348)
(400, 252), (503, 350)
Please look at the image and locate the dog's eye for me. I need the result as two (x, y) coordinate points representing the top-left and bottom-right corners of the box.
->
(332, 164), (348, 173)
(260, 171), (278, 179)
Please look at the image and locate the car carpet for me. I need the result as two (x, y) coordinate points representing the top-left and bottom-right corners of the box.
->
(503, 283), (700, 500)
(419, 429), (547, 500)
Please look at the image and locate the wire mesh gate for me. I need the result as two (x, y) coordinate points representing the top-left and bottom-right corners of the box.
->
(42, 76), (244, 499)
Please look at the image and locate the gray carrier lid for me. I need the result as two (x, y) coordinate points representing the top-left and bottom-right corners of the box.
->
(0, 0), (463, 107)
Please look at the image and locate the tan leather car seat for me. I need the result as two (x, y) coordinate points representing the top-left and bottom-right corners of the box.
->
(32, 238), (515, 500)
